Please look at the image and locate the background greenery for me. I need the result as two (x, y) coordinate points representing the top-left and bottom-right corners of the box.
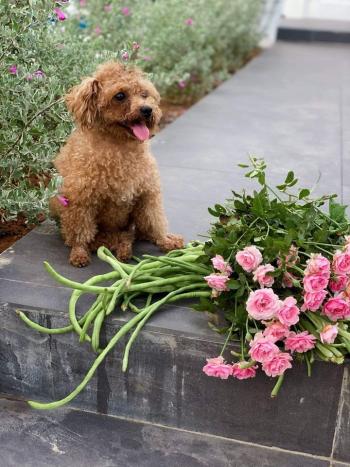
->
(1, 0), (262, 223)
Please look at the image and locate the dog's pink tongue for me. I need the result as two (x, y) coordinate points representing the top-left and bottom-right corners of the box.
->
(130, 123), (150, 141)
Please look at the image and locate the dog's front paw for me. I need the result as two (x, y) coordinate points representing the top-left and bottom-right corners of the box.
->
(115, 242), (133, 262)
(69, 246), (91, 267)
(157, 233), (184, 252)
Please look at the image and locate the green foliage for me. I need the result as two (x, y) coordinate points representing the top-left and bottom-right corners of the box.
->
(205, 156), (350, 324)
(0, 0), (262, 223)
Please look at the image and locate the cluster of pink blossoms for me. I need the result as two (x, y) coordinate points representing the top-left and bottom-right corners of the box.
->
(203, 241), (350, 382)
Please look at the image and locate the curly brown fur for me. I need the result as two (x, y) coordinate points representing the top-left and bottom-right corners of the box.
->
(51, 61), (184, 267)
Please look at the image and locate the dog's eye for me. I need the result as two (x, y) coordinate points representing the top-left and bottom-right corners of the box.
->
(114, 92), (126, 101)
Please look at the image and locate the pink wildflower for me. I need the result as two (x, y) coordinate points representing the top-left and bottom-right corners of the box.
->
(121, 51), (129, 61)
(232, 362), (257, 380)
(285, 331), (316, 353)
(8, 65), (17, 75)
(54, 7), (67, 21)
(121, 6), (131, 16)
(104, 4), (112, 12)
(235, 246), (262, 273)
(202, 356), (233, 379)
(262, 352), (293, 377)
(185, 18), (194, 26)
(94, 26), (102, 35)
(246, 289), (280, 320)
(57, 195), (69, 207)
(253, 264), (275, 287)
(132, 42), (140, 50)
(178, 80), (186, 89)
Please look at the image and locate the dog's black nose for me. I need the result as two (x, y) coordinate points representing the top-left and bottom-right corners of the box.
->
(140, 106), (153, 118)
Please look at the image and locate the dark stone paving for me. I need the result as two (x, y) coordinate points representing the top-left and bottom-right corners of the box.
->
(1, 42), (350, 465)
(0, 398), (333, 467)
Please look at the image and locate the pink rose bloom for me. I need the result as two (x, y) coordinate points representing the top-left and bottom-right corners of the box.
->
(333, 250), (350, 275)
(253, 264), (275, 287)
(211, 255), (232, 275)
(277, 296), (300, 326)
(323, 297), (350, 321)
(262, 352), (292, 377)
(248, 333), (280, 362)
(54, 7), (67, 21)
(202, 356), (233, 379)
(235, 246), (262, 273)
(232, 362), (257, 380)
(285, 331), (316, 353)
(282, 271), (296, 288)
(185, 18), (194, 26)
(121, 6), (131, 16)
(263, 321), (290, 342)
(204, 273), (229, 292)
(301, 290), (327, 312)
(305, 254), (331, 276)
(303, 273), (329, 293)
(246, 289), (280, 320)
(121, 51), (129, 60)
(132, 41), (140, 50)
(104, 4), (112, 12)
(329, 275), (348, 293)
(320, 324), (338, 344)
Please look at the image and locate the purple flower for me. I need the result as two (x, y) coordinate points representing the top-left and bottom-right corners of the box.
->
(121, 6), (131, 16)
(185, 18), (194, 26)
(132, 41), (140, 50)
(26, 74), (33, 81)
(142, 55), (152, 61)
(34, 69), (45, 78)
(79, 0), (87, 6)
(94, 26), (102, 35)
(8, 65), (17, 75)
(54, 7), (67, 21)
(121, 51), (129, 60)
(178, 80), (186, 89)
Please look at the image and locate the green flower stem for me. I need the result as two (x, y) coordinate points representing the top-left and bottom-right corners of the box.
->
(271, 374), (285, 398)
(288, 264), (305, 276)
(219, 321), (235, 357)
(239, 360), (257, 369)
(303, 241), (338, 248)
(305, 353), (312, 377)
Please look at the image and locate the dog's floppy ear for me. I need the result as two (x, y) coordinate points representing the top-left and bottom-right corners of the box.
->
(65, 77), (101, 129)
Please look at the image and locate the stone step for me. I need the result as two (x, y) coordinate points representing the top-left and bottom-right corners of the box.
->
(278, 18), (350, 43)
(0, 396), (335, 467)
(0, 226), (348, 463)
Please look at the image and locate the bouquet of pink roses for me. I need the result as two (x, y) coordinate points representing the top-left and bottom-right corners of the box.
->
(18, 157), (350, 408)
(201, 158), (350, 396)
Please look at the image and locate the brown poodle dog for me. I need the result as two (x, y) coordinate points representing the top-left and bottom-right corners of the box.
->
(50, 61), (184, 267)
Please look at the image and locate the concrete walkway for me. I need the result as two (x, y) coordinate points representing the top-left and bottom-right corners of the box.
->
(154, 41), (350, 242)
(1, 41), (350, 466)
